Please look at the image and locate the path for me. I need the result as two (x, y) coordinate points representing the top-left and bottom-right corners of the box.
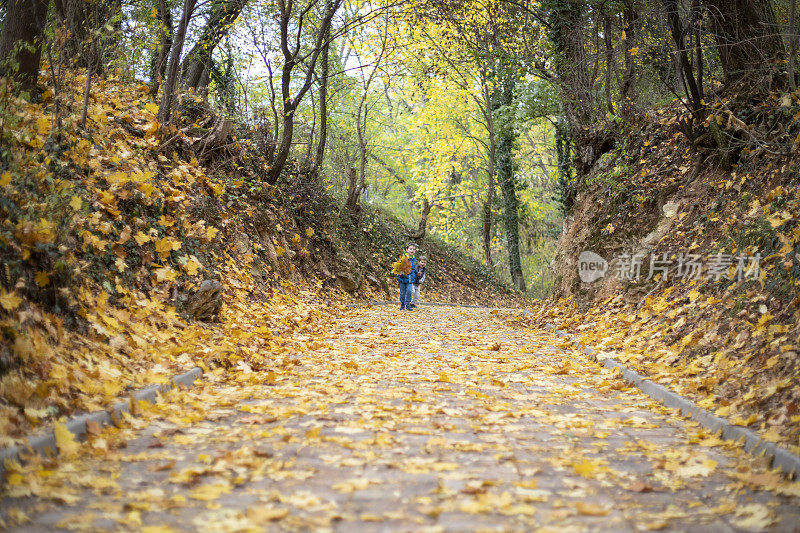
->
(2, 306), (799, 532)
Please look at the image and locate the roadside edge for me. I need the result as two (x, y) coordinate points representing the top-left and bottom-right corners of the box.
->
(0, 366), (203, 478)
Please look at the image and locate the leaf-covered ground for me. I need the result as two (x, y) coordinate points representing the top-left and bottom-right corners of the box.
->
(550, 96), (800, 457)
(2, 306), (798, 532)
(0, 68), (519, 444)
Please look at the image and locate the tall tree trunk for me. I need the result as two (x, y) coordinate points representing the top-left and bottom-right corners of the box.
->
(602, 9), (614, 115)
(149, 0), (173, 97)
(181, 0), (247, 91)
(546, 0), (593, 149)
(158, 0), (197, 126)
(481, 74), (496, 269)
(788, 0), (798, 90)
(664, 0), (704, 121)
(620, 0), (638, 116)
(266, 0), (341, 184)
(313, 1), (332, 174)
(703, 0), (785, 82)
(0, 0), (50, 93)
(482, 177), (494, 268)
(493, 74), (526, 293)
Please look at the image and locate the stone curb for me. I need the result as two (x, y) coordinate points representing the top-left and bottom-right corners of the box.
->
(551, 327), (800, 478)
(0, 366), (203, 478)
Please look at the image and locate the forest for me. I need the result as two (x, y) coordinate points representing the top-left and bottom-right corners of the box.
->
(1, 0), (798, 290)
(1, 0), (800, 530)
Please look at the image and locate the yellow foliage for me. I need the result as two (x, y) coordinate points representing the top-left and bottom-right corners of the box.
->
(391, 257), (412, 275)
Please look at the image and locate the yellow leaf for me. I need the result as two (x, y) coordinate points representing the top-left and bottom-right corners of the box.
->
(0, 172), (11, 187)
(183, 257), (202, 276)
(154, 237), (178, 256)
(575, 502), (611, 516)
(275, 246), (285, 258)
(54, 422), (80, 456)
(154, 267), (178, 282)
(572, 458), (602, 478)
(138, 182), (155, 197)
(134, 231), (151, 246)
(144, 102), (159, 115)
(190, 482), (231, 501)
(0, 290), (22, 311)
(305, 227), (314, 237)
(97, 190), (116, 206)
(69, 195), (83, 211)
(210, 181), (224, 195)
(246, 506), (288, 522)
(37, 116), (51, 135)
(292, 233), (302, 244)
(35, 271), (50, 287)
(142, 526), (175, 533)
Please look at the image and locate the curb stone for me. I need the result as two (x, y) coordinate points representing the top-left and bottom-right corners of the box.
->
(549, 326), (800, 478)
(0, 366), (203, 478)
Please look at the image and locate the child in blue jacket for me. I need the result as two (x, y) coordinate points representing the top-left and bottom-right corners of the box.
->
(398, 243), (417, 310)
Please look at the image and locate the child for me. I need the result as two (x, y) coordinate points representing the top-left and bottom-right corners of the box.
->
(409, 255), (427, 309)
(396, 243), (417, 311)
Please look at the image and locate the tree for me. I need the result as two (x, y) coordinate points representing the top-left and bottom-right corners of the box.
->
(267, 0), (343, 184)
(0, 0), (50, 92)
(345, 3), (395, 214)
(543, 0), (593, 150)
(703, 0), (784, 82)
(149, 0), (174, 97)
(313, 0), (334, 173)
(158, 0), (198, 126)
(493, 71), (526, 292)
(53, 0), (122, 73)
(181, 0), (248, 92)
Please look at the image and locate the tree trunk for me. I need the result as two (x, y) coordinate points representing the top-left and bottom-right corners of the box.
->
(181, 0), (247, 91)
(313, 2), (332, 174)
(602, 10), (614, 115)
(149, 0), (173, 97)
(481, 73), (496, 269)
(0, 0), (50, 92)
(620, 0), (638, 116)
(788, 0), (797, 90)
(482, 177), (494, 268)
(547, 0), (593, 148)
(266, 0), (341, 184)
(664, 0), (704, 122)
(344, 167), (360, 213)
(703, 0), (785, 82)
(409, 199), (432, 240)
(53, 0), (119, 72)
(493, 74), (526, 293)
(158, 0), (197, 126)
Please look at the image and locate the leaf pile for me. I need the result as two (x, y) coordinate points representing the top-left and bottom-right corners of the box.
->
(546, 87), (800, 455)
(391, 256), (412, 275)
(0, 69), (345, 443)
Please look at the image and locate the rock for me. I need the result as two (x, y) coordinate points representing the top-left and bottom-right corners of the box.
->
(235, 233), (251, 255)
(262, 237), (280, 271)
(365, 274), (390, 295)
(186, 280), (223, 322)
(318, 260), (334, 280)
(336, 272), (361, 293)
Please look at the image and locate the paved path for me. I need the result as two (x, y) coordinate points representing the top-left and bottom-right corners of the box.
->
(2, 306), (799, 532)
